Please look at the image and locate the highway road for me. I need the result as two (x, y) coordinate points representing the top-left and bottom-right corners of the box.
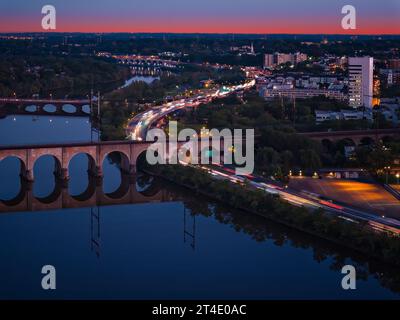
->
(125, 78), (400, 235)
(202, 164), (400, 235)
(126, 80), (255, 141)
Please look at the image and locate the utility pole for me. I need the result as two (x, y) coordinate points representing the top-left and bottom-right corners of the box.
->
(97, 91), (101, 120)
(293, 94), (296, 125)
(97, 91), (101, 143)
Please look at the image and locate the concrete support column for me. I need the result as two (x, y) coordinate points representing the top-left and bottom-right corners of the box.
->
(93, 166), (103, 187)
(128, 164), (136, 184)
(57, 168), (69, 181)
(129, 164), (136, 175)
(55, 167), (69, 188)
(22, 169), (34, 183)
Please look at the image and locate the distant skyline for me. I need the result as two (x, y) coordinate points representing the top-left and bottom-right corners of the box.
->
(0, 0), (399, 34)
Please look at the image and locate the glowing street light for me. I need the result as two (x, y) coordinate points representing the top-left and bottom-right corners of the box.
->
(384, 166), (391, 184)
(396, 173), (400, 185)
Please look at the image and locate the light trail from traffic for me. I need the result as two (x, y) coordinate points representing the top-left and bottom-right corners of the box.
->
(126, 77), (400, 235)
(126, 80), (255, 141)
(205, 164), (400, 235)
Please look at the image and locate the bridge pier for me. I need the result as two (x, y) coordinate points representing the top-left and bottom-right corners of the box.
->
(89, 166), (103, 187)
(55, 167), (70, 188)
(21, 169), (34, 183)
(127, 164), (137, 184)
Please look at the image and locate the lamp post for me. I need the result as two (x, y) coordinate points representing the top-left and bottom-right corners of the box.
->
(384, 166), (391, 184)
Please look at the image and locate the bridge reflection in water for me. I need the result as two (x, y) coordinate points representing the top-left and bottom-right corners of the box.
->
(0, 173), (179, 214)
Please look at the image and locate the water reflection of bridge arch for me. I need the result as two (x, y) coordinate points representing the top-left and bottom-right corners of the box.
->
(0, 174), (175, 214)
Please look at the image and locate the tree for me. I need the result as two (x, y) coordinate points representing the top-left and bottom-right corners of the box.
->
(299, 149), (322, 171)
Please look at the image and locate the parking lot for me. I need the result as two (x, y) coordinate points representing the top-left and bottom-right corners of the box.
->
(289, 177), (400, 219)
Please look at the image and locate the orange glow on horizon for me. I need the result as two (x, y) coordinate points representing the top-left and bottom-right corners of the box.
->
(0, 16), (399, 35)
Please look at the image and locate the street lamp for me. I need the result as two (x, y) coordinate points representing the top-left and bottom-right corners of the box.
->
(384, 166), (391, 184)
(396, 173), (400, 185)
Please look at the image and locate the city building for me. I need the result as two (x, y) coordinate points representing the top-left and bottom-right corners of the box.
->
(380, 69), (400, 86)
(264, 54), (275, 68)
(315, 109), (373, 123)
(263, 52), (307, 69)
(388, 59), (400, 69)
(261, 87), (347, 101)
(348, 56), (374, 109)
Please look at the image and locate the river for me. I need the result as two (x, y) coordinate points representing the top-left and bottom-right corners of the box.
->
(0, 112), (399, 299)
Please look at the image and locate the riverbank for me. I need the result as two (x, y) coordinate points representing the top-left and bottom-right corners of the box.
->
(144, 164), (400, 267)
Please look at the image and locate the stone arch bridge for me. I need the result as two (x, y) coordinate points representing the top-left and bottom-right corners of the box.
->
(0, 138), (242, 183)
(300, 128), (400, 145)
(0, 98), (91, 117)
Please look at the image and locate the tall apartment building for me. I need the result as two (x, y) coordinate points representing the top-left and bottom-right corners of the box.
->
(264, 54), (275, 68)
(348, 56), (374, 109)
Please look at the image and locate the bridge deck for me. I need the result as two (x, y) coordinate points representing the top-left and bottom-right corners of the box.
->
(300, 128), (400, 137)
(0, 98), (90, 104)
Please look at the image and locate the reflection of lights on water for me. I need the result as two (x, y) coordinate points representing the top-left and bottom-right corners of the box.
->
(65, 121), (69, 124)
(49, 119), (52, 122)
(13, 117), (16, 121)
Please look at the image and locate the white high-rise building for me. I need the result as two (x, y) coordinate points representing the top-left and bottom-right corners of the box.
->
(348, 56), (374, 109)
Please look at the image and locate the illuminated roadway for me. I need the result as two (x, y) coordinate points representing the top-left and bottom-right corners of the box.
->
(125, 78), (400, 235)
(126, 80), (255, 141)
(202, 164), (400, 235)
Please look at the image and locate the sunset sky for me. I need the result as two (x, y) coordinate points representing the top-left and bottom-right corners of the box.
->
(0, 0), (399, 34)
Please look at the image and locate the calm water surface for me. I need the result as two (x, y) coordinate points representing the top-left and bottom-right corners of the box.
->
(0, 114), (399, 299)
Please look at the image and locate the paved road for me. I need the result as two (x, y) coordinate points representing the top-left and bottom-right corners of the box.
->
(289, 177), (400, 218)
(125, 78), (400, 234)
(126, 80), (255, 141)
(201, 165), (400, 235)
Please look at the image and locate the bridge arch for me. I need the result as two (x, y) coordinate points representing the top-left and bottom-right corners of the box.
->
(131, 143), (152, 171)
(102, 151), (131, 199)
(359, 136), (375, 146)
(43, 104), (57, 113)
(67, 153), (97, 198)
(25, 105), (38, 112)
(0, 156), (27, 202)
(102, 151), (130, 173)
(321, 139), (334, 152)
(62, 104), (77, 114)
(337, 138), (356, 147)
(135, 174), (162, 198)
(28, 148), (63, 180)
(64, 148), (97, 173)
(32, 154), (63, 202)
